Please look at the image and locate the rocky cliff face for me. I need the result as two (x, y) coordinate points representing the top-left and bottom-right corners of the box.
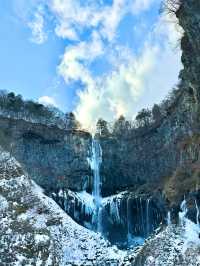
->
(178, 0), (200, 106)
(99, 90), (195, 196)
(0, 116), (92, 193)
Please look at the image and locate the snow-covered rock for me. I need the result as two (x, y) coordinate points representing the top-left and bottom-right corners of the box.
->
(131, 223), (200, 266)
(0, 148), (127, 265)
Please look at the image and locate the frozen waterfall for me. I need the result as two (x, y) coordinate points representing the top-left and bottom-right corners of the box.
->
(179, 199), (188, 227)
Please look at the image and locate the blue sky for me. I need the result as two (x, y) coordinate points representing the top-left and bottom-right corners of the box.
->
(0, 0), (182, 129)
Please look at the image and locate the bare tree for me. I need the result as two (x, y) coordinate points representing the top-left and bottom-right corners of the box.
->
(163, 0), (182, 14)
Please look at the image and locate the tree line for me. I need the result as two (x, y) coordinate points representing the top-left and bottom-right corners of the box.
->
(0, 90), (80, 130)
(95, 86), (184, 138)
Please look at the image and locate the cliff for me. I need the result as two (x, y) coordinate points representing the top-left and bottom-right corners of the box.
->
(0, 115), (92, 193)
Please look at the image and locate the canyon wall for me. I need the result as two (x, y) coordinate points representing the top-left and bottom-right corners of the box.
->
(0, 0), (199, 211)
(0, 116), (92, 193)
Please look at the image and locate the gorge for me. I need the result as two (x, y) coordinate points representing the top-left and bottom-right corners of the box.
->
(0, 0), (200, 265)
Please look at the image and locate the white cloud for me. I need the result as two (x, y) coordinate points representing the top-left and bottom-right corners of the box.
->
(74, 45), (159, 130)
(49, 0), (128, 42)
(132, 0), (156, 14)
(38, 96), (58, 107)
(74, 12), (183, 130)
(28, 8), (47, 44)
(58, 31), (104, 88)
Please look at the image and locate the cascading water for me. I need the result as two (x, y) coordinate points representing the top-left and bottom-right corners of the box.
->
(89, 138), (103, 231)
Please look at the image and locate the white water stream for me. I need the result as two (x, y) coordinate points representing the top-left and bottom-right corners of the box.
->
(89, 138), (103, 231)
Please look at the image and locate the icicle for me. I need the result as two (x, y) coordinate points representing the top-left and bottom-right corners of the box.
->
(179, 199), (188, 227)
(167, 211), (171, 226)
(127, 196), (132, 245)
(140, 198), (145, 235)
(146, 198), (150, 237)
(109, 198), (121, 224)
(195, 199), (200, 227)
(97, 205), (103, 232)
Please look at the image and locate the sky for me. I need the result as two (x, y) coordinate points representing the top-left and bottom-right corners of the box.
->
(0, 0), (183, 130)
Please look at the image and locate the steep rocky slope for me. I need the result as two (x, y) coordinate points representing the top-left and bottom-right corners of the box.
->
(132, 222), (200, 266)
(0, 147), (128, 266)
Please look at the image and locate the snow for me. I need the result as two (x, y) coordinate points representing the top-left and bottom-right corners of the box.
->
(0, 195), (9, 211)
(35, 234), (50, 245)
(0, 149), (129, 265)
(0, 148), (126, 265)
(178, 199), (200, 253)
(182, 218), (200, 253)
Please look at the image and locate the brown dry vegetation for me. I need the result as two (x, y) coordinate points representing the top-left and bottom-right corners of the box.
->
(164, 165), (200, 205)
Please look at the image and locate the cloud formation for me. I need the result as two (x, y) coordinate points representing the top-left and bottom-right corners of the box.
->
(28, 7), (47, 44)
(22, 0), (182, 130)
(38, 95), (58, 107)
(49, 0), (129, 42)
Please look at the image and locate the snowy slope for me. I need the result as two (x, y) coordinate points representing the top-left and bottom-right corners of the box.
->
(131, 223), (200, 266)
(0, 148), (127, 266)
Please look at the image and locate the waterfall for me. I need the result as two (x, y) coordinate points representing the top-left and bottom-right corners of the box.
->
(89, 138), (103, 231)
(179, 199), (188, 227)
(195, 199), (200, 227)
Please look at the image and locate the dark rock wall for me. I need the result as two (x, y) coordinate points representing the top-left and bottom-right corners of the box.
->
(99, 90), (195, 196)
(0, 116), (92, 192)
(178, 0), (200, 105)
